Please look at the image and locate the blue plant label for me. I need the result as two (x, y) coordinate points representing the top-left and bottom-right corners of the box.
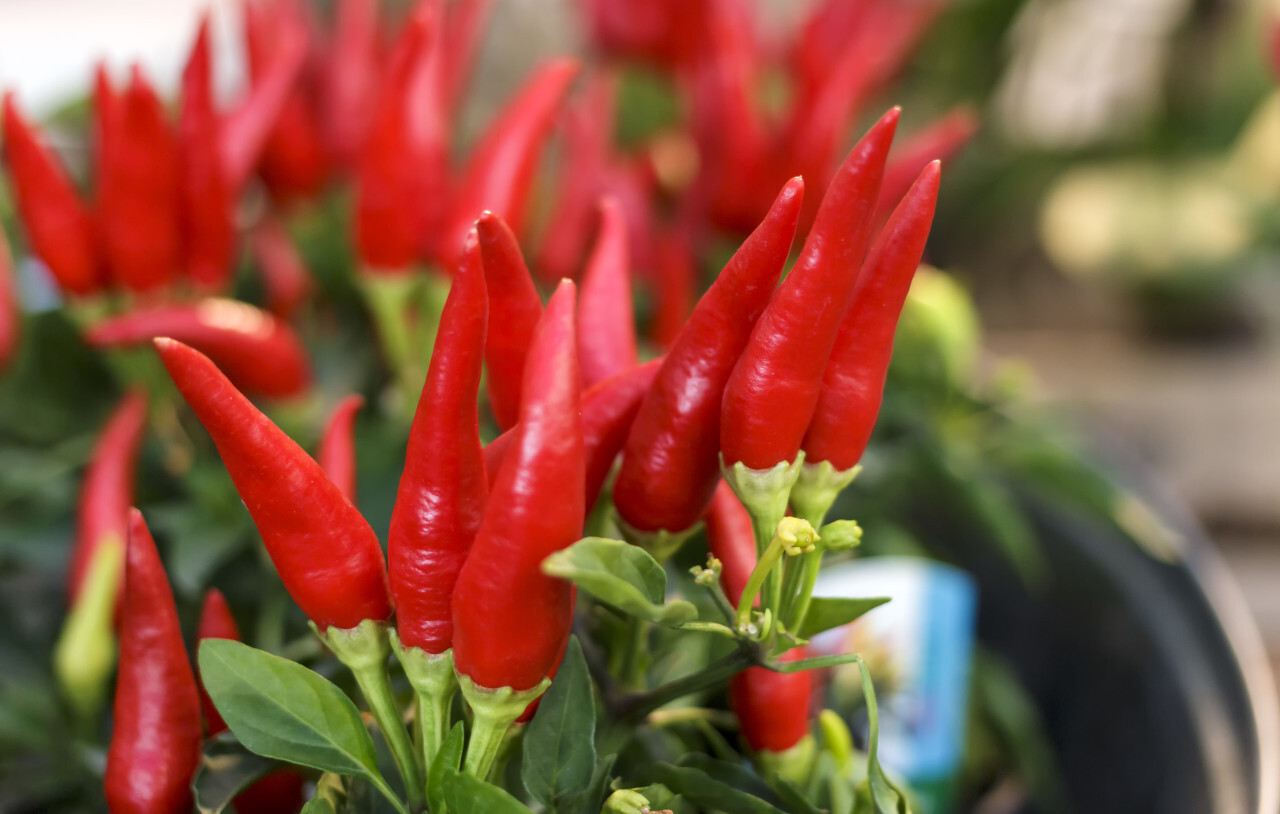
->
(808, 557), (977, 791)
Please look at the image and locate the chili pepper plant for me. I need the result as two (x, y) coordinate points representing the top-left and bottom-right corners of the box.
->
(0, 2), (1190, 813)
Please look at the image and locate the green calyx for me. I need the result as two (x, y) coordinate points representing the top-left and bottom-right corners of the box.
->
(721, 454), (807, 543)
(790, 461), (861, 528)
(614, 512), (704, 562)
(457, 672), (551, 780)
(755, 732), (817, 787)
(389, 632), (458, 773)
(603, 788), (661, 814)
(54, 537), (124, 718)
(314, 619), (426, 808)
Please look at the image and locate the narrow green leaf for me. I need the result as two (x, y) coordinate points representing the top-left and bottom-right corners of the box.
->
(771, 652), (864, 673)
(542, 538), (697, 626)
(651, 763), (786, 814)
(677, 754), (777, 803)
(797, 597), (891, 639)
(442, 769), (532, 813)
(427, 723), (465, 814)
(193, 736), (281, 814)
(522, 637), (597, 806)
(198, 639), (381, 781)
(858, 658), (911, 814)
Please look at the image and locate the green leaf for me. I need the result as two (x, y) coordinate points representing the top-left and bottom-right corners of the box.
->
(542, 538), (697, 626)
(857, 658), (911, 814)
(522, 636), (597, 807)
(300, 775), (348, 814)
(797, 597), (891, 639)
(651, 763), (787, 814)
(198, 639), (381, 781)
(677, 754), (778, 803)
(569, 753), (617, 814)
(427, 723), (465, 814)
(193, 736), (285, 814)
(442, 769), (531, 813)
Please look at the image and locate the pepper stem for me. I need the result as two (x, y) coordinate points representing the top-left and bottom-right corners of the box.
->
(314, 620), (425, 809)
(456, 673), (550, 780)
(721, 455), (805, 615)
(786, 462), (861, 632)
(735, 518), (819, 633)
(389, 632), (457, 774)
(54, 538), (124, 719)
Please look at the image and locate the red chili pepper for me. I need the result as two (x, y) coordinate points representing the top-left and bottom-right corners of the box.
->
(0, 224), (18, 370)
(1, 94), (100, 296)
(196, 588), (308, 814)
(705, 481), (755, 605)
(443, 59), (579, 262)
(578, 198), (637, 388)
(873, 107), (975, 233)
(535, 72), (616, 283)
(97, 66), (184, 293)
(729, 649), (812, 754)
(179, 16), (236, 290)
(691, 0), (770, 235)
(648, 226), (696, 350)
(87, 299), (311, 399)
(476, 211), (541, 431)
(354, 0), (448, 272)
(321, 0), (382, 168)
(196, 588), (240, 735)
(68, 390), (148, 610)
(484, 357), (660, 510)
(244, 0), (330, 205)
(441, 0), (494, 114)
(156, 338), (391, 631)
(802, 162), (940, 472)
(104, 509), (202, 814)
(452, 279), (583, 692)
(389, 230), (487, 655)
(612, 178), (804, 534)
(248, 214), (313, 319)
(580, 0), (710, 69)
(221, 16), (307, 193)
(720, 109), (898, 471)
(318, 394), (365, 505)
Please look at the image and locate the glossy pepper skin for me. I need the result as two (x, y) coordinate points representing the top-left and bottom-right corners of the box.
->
(721, 109), (898, 471)
(1, 94), (100, 296)
(484, 357), (661, 509)
(612, 178), (804, 533)
(452, 280), (583, 692)
(0, 225), (18, 370)
(355, 0), (448, 271)
(104, 510), (202, 814)
(803, 162), (940, 471)
(68, 391), (148, 608)
(476, 211), (542, 431)
(389, 230), (488, 655)
(577, 198), (637, 388)
(98, 67), (183, 293)
(318, 395), (365, 504)
(179, 16), (236, 290)
(648, 226), (697, 350)
(729, 649), (812, 754)
(156, 338), (391, 631)
(705, 480), (755, 605)
(442, 59), (579, 261)
(87, 299), (311, 399)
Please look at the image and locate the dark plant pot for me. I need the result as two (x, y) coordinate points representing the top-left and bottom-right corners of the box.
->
(930, 451), (1278, 814)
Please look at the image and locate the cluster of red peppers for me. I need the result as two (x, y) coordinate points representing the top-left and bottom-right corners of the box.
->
(2, 0), (967, 810)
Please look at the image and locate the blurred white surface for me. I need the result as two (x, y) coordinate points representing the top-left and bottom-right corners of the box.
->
(0, 0), (243, 113)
